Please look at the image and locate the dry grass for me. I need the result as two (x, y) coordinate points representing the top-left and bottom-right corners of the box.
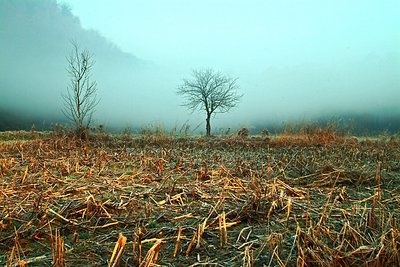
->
(0, 131), (399, 266)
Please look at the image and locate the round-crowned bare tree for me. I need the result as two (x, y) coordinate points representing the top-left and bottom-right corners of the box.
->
(177, 69), (242, 136)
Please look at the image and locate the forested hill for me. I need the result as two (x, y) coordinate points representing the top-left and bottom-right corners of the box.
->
(0, 0), (146, 131)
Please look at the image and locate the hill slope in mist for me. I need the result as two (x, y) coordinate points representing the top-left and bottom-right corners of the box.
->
(0, 0), (146, 130)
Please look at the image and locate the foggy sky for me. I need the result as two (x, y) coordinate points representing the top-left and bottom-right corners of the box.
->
(1, 0), (399, 132)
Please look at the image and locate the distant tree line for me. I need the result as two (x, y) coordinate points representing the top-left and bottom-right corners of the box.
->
(252, 114), (400, 136)
(0, 108), (66, 131)
(2, 108), (400, 136)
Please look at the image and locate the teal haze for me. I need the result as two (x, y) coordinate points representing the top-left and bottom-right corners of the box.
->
(0, 0), (399, 132)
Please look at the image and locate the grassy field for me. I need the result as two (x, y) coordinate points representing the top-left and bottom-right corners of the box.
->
(0, 130), (399, 266)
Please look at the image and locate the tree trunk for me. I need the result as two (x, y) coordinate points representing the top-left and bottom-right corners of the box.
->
(206, 113), (211, 136)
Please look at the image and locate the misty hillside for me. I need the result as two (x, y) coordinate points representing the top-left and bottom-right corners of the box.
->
(0, 0), (146, 130)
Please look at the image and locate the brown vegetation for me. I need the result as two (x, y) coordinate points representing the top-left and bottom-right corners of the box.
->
(0, 130), (399, 266)
(237, 128), (249, 138)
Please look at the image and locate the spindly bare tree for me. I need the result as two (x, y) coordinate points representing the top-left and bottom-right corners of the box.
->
(178, 69), (242, 136)
(63, 42), (99, 139)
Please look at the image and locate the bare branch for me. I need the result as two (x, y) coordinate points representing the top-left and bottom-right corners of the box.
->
(177, 69), (242, 136)
(62, 42), (99, 138)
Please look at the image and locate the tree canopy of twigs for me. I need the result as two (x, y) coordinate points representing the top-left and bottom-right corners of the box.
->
(177, 69), (242, 136)
(63, 42), (99, 139)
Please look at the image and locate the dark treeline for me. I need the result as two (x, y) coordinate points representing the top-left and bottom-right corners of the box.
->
(253, 113), (400, 136)
(1, 107), (399, 136)
(0, 108), (66, 132)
